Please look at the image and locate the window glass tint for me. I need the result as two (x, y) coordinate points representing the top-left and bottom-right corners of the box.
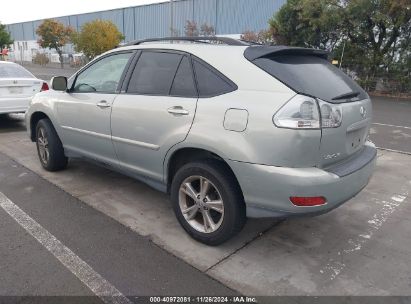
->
(73, 52), (132, 93)
(127, 52), (182, 95)
(193, 60), (234, 97)
(0, 63), (34, 78)
(253, 55), (367, 103)
(170, 56), (197, 97)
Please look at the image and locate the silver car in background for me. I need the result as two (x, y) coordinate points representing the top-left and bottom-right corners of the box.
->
(0, 61), (48, 115)
(25, 37), (376, 245)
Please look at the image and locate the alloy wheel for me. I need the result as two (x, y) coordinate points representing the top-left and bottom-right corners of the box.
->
(178, 175), (225, 233)
(37, 127), (49, 165)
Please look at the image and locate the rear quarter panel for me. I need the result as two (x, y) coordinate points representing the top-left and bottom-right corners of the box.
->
(170, 89), (322, 168)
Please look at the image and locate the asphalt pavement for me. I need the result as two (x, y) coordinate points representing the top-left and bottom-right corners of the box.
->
(0, 152), (235, 301)
(370, 96), (411, 154)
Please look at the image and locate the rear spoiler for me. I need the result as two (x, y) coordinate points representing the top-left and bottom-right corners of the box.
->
(244, 45), (329, 61)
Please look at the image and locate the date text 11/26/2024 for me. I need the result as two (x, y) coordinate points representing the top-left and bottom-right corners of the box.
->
(149, 296), (257, 303)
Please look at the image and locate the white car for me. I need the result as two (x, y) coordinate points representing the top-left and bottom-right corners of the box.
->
(0, 61), (48, 115)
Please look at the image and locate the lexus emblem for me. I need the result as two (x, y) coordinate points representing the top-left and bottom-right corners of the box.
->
(360, 106), (366, 118)
(13, 80), (18, 84)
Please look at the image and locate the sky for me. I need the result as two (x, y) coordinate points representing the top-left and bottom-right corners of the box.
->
(1, 0), (166, 24)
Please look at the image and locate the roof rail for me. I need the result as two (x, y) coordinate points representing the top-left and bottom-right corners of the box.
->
(124, 36), (249, 46)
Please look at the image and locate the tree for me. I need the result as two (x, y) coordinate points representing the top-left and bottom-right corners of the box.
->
(71, 20), (124, 60)
(340, 0), (411, 78)
(184, 21), (215, 37)
(269, 0), (343, 50)
(0, 23), (13, 50)
(36, 19), (73, 68)
(240, 30), (274, 44)
(185, 20), (199, 37)
(269, 0), (411, 91)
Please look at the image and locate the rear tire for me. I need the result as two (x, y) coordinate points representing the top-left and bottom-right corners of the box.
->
(35, 118), (68, 171)
(170, 160), (246, 246)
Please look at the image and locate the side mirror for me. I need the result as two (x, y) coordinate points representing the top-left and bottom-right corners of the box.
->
(51, 76), (68, 91)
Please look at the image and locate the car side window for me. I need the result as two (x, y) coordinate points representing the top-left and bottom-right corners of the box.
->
(193, 60), (236, 97)
(170, 56), (197, 98)
(127, 51), (182, 95)
(72, 52), (132, 93)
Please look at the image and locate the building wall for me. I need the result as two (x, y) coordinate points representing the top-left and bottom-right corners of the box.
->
(5, 0), (285, 61)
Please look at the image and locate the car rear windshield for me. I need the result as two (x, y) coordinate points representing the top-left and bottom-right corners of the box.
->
(252, 55), (367, 103)
(0, 64), (35, 79)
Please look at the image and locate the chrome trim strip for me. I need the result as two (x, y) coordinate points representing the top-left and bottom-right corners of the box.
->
(61, 126), (160, 151)
(61, 126), (111, 140)
(111, 136), (160, 151)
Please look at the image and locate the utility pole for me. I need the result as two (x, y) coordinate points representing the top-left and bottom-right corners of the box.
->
(170, 0), (174, 37)
(339, 40), (346, 69)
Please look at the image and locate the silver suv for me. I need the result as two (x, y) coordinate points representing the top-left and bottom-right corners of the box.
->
(26, 37), (376, 245)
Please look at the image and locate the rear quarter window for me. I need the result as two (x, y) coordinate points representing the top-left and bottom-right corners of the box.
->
(170, 56), (197, 98)
(253, 55), (367, 103)
(192, 60), (237, 98)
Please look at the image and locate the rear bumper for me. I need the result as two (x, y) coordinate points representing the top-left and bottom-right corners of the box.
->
(0, 97), (31, 114)
(228, 141), (377, 218)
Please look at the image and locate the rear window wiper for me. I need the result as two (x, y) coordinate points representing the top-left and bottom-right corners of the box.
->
(332, 91), (360, 100)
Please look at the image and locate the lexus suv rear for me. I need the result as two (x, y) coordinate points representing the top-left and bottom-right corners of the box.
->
(25, 37), (376, 245)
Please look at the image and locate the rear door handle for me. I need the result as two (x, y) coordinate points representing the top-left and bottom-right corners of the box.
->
(96, 100), (111, 108)
(167, 106), (189, 116)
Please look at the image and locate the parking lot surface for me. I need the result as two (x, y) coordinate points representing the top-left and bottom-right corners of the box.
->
(370, 97), (411, 154)
(0, 92), (410, 297)
(0, 153), (234, 299)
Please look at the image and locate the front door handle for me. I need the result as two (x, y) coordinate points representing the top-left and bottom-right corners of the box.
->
(167, 106), (189, 116)
(96, 100), (111, 109)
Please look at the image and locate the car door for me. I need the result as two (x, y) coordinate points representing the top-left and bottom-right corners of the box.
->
(56, 51), (134, 164)
(111, 50), (198, 181)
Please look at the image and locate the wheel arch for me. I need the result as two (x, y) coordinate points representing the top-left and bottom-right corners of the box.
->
(29, 111), (51, 142)
(165, 147), (244, 198)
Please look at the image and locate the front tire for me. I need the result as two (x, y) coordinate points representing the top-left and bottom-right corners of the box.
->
(170, 160), (246, 245)
(35, 118), (68, 171)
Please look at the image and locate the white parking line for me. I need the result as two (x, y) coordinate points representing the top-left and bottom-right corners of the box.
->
(372, 122), (411, 130)
(319, 193), (408, 281)
(0, 192), (132, 304)
(376, 147), (411, 156)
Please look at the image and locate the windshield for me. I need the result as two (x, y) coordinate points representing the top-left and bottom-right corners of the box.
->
(253, 55), (367, 103)
(0, 64), (35, 79)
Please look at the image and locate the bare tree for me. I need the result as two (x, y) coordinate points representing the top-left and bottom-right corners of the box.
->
(241, 29), (274, 44)
(184, 21), (199, 37)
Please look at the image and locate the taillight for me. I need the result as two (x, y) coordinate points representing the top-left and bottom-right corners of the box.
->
(273, 94), (342, 129)
(41, 82), (49, 92)
(290, 196), (327, 206)
(273, 95), (320, 129)
(319, 100), (342, 128)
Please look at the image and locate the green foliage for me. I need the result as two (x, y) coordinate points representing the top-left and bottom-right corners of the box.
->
(71, 20), (124, 60)
(269, 0), (411, 93)
(269, 0), (344, 50)
(36, 19), (73, 68)
(0, 23), (13, 49)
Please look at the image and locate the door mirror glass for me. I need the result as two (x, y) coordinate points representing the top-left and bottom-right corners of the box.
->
(51, 76), (68, 91)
